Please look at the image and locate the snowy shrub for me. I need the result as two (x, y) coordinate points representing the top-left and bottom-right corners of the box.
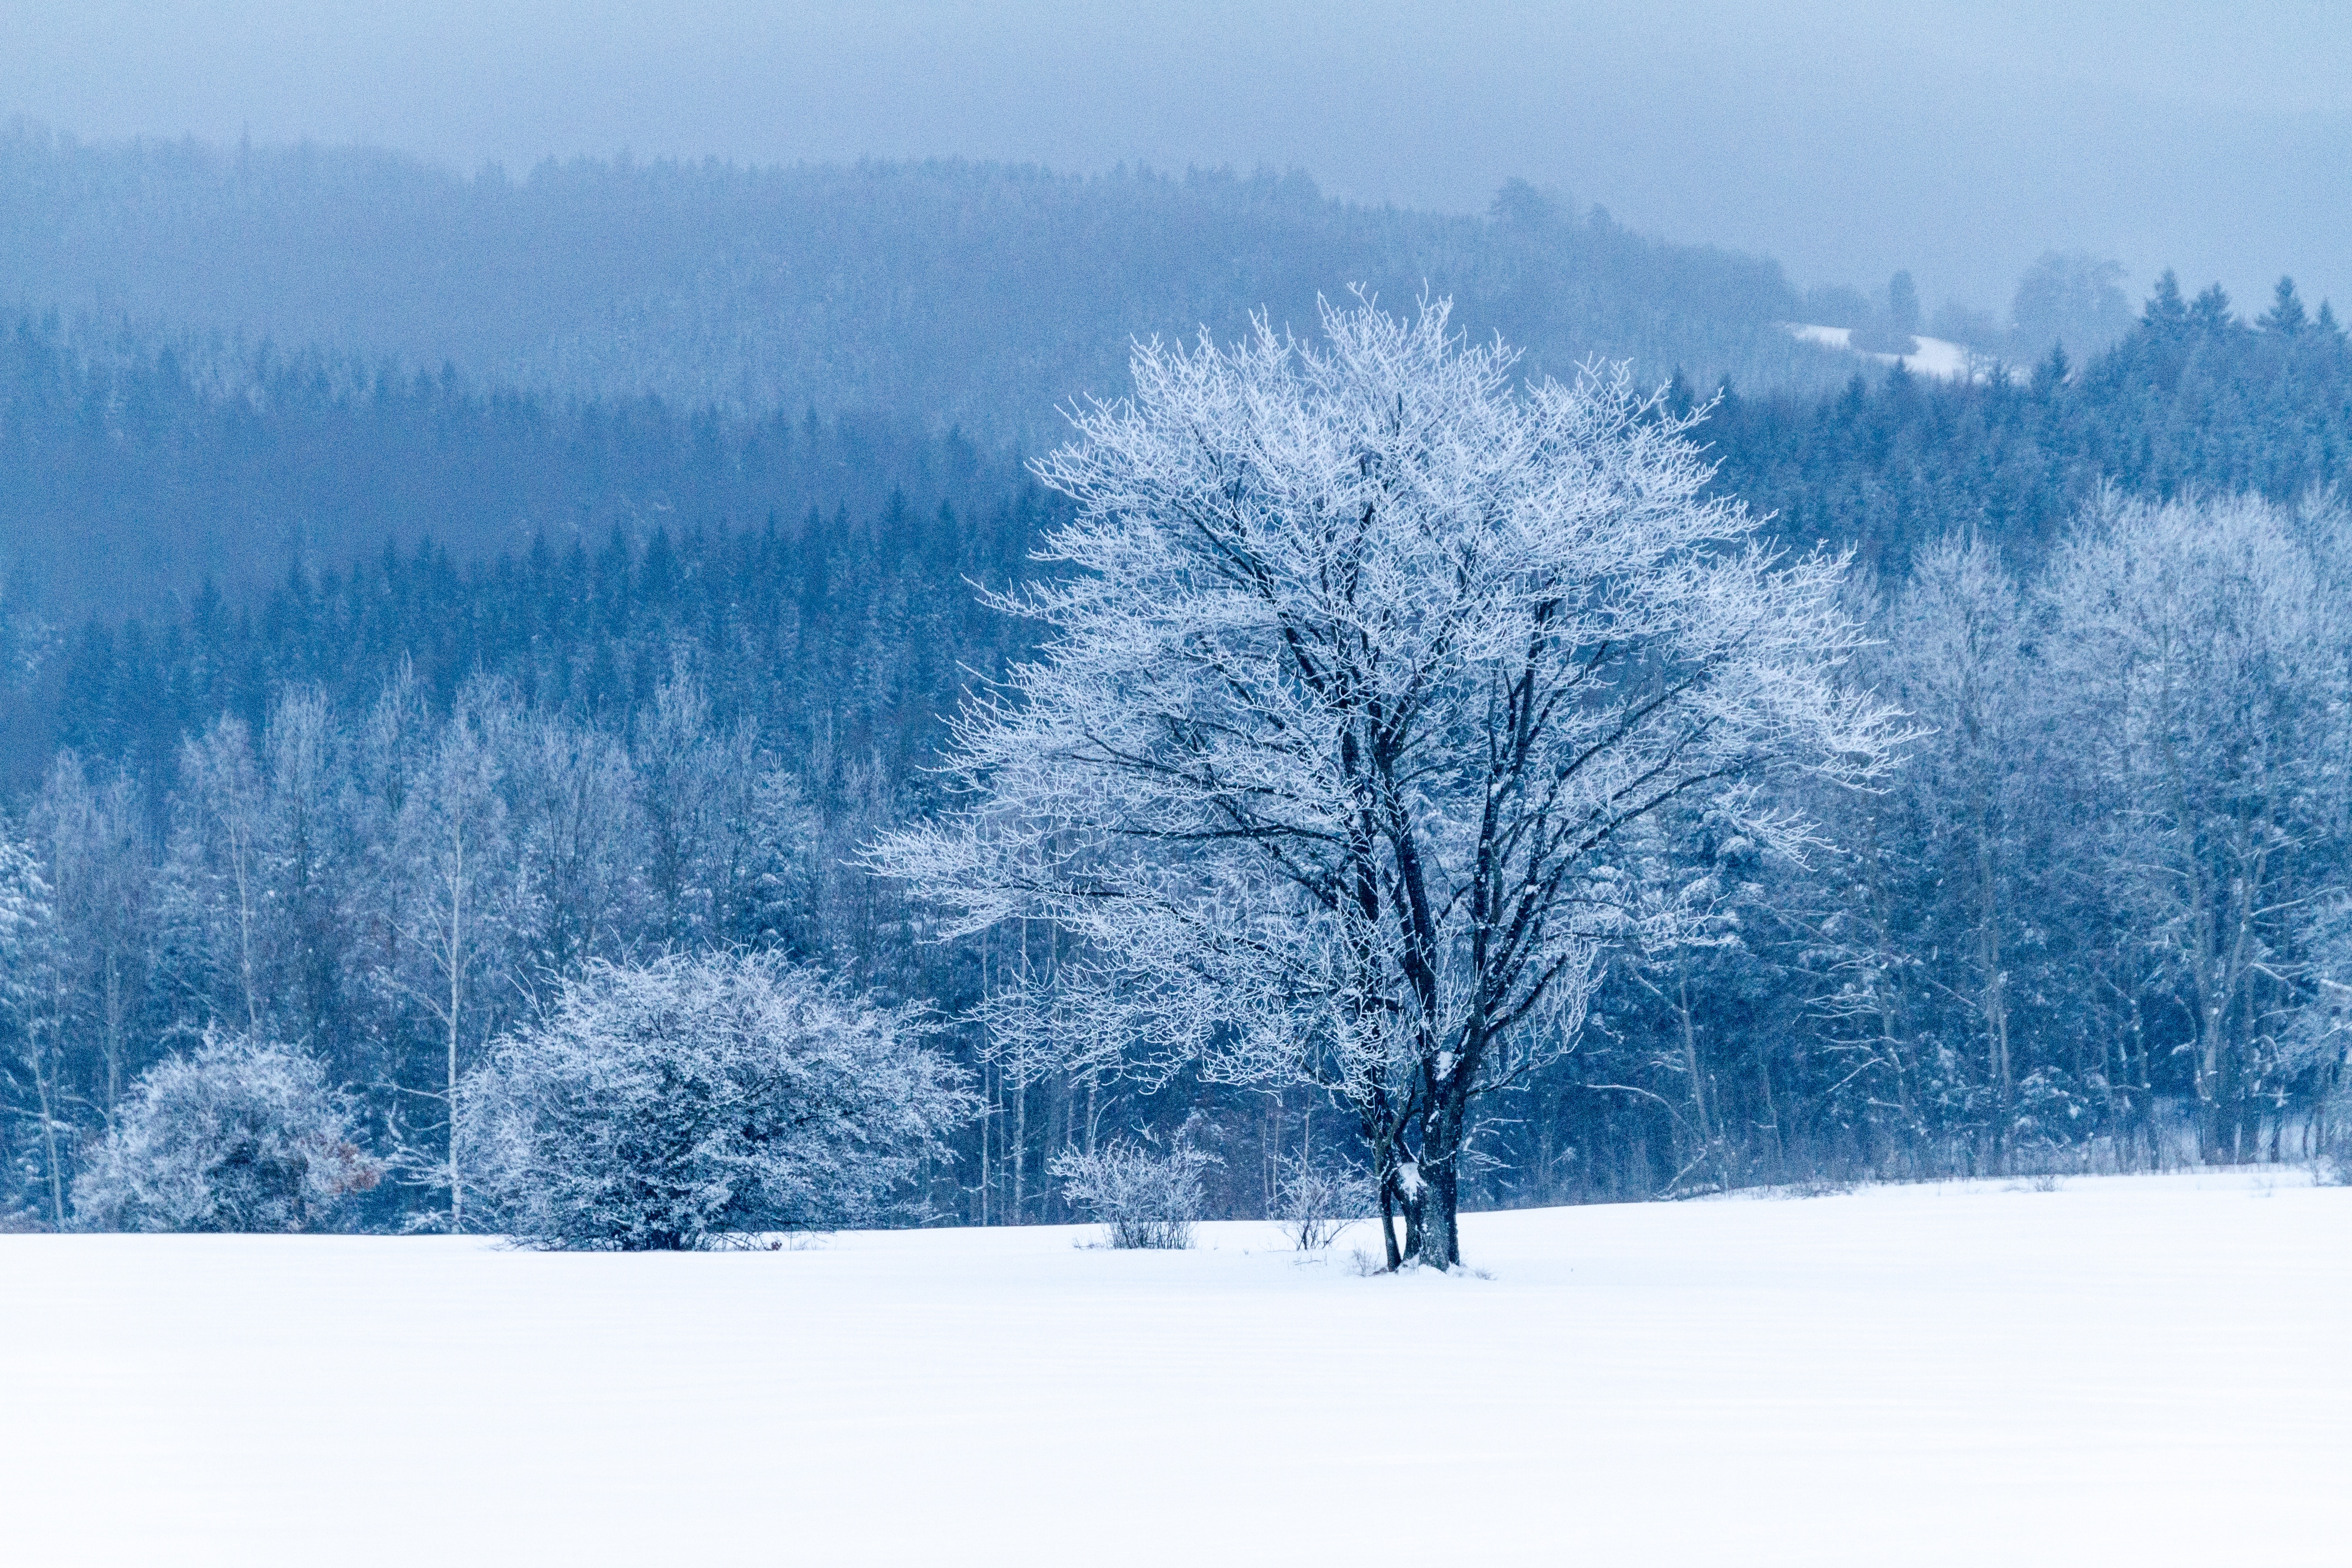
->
(1049, 1134), (1219, 1249)
(2009, 1067), (2094, 1152)
(462, 951), (971, 1250)
(1274, 1152), (1373, 1250)
(2313, 1096), (2352, 1187)
(72, 1034), (381, 1232)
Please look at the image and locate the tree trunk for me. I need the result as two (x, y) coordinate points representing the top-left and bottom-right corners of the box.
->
(1411, 1080), (1467, 1268)
(1360, 1100), (1406, 1269)
(1676, 961), (1724, 1186)
(233, 817), (261, 1039)
(1967, 753), (2013, 1169)
(1011, 1071), (1027, 1224)
(102, 946), (125, 1121)
(1376, 1172), (1401, 1269)
(2197, 1006), (2229, 1163)
(446, 821), (466, 1233)
(30, 1042), (65, 1228)
(1415, 1164), (1460, 1269)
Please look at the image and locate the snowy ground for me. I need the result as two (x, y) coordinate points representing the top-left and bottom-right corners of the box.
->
(1788, 321), (1988, 381)
(5, 1170), (2344, 1566)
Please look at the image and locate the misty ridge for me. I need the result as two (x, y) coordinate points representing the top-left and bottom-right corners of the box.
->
(0, 124), (1848, 426)
(5, 111), (2352, 1246)
(0, 118), (2159, 446)
(0, 123), (2245, 630)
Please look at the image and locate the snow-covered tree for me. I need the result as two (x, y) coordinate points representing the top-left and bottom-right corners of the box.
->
(1273, 1147), (1373, 1250)
(878, 298), (1903, 1266)
(727, 765), (824, 956)
(633, 670), (765, 946)
(0, 827), (68, 1225)
(70, 1034), (380, 1232)
(1893, 535), (2032, 1117)
(380, 682), (521, 1230)
(1048, 1132), (1220, 1250)
(507, 711), (642, 977)
(27, 755), (157, 1134)
(166, 716), (272, 1037)
(461, 951), (972, 1250)
(2046, 491), (2352, 1159)
(258, 690), (360, 1073)
(1833, 533), (2062, 1157)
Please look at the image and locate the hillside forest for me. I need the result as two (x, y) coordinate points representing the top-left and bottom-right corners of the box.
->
(4, 134), (2350, 1229)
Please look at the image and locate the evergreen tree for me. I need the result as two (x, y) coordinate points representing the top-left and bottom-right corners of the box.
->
(2190, 283), (2238, 333)
(2259, 276), (2308, 335)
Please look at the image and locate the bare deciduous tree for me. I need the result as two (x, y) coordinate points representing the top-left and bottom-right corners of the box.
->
(2048, 491), (2352, 1159)
(383, 684), (519, 1230)
(879, 297), (1902, 1266)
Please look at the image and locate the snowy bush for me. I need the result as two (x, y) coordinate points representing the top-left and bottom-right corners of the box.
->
(1274, 1152), (1373, 1250)
(1049, 1134), (1219, 1249)
(72, 1034), (381, 1232)
(2313, 1094), (2352, 1186)
(462, 951), (971, 1250)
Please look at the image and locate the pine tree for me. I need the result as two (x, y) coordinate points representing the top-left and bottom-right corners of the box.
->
(2190, 283), (2238, 334)
(1887, 271), (1921, 337)
(2259, 277), (2308, 336)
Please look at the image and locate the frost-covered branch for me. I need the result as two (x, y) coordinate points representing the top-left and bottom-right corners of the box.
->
(875, 296), (1904, 1265)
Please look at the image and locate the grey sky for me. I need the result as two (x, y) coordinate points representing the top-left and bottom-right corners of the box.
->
(6, 1), (2348, 316)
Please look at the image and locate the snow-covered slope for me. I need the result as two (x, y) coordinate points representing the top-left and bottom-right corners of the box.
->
(5, 1171), (2344, 1565)
(1788, 321), (1989, 381)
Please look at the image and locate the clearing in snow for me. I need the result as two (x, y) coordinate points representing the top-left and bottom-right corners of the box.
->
(4, 1171), (2343, 1565)
(1788, 320), (1989, 380)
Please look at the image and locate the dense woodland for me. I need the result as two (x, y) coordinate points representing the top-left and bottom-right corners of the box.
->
(0, 312), (1045, 622)
(5, 146), (2352, 1231)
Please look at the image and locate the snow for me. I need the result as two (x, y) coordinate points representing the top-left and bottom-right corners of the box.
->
(5, 1171), (2345, 1565)
(1788, 321), (1990, 381)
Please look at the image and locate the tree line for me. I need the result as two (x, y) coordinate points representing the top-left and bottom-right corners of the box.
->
(0, 308), (1040, 627)
(5, 279), (2352, 1231)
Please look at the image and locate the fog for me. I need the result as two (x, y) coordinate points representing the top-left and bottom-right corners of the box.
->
(5, 1), (2351, 319)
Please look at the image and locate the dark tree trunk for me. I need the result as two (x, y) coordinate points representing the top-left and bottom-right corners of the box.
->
(1411, 1078), (1469, 1268)
(1376, 1168), (1403, 1270)
(1415, 1170), (1459, 1268)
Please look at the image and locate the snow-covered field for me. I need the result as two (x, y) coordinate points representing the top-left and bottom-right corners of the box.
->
(1788, 320), (1988, 380)
(5, 1171), (2343, 1566)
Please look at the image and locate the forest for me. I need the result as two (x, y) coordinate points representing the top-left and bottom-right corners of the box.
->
(5, 136), (2352, 1234)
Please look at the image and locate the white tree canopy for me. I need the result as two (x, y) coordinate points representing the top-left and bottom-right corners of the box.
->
(881, 297), (1906, 1264)
(71, 1034), (380, 1233)
(2045, 490), (2352, 1154)
(462, 951), (971, 1250)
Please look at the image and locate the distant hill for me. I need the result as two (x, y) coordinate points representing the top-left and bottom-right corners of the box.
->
(10, 280), (2347, 799)
(0, 312), (1048, 610)
(0, 126), (1855, 437)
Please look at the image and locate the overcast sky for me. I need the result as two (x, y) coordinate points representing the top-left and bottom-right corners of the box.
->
(6, 1), (2348, 317)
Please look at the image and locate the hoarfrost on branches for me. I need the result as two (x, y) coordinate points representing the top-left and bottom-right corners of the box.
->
(1274, 1150), (1374, 1250)
(1, 826), (75, 1228)
(878, 296), (1903, 1266)
(71, 1034), (381, 1232)
(461, 950), (973, 1250)
(1048, 1132), (1219, 1250)
(2045, 490), (2352, 1159)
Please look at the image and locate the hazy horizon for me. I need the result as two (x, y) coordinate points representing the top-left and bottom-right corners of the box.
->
(5, 2), (2350, 322)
